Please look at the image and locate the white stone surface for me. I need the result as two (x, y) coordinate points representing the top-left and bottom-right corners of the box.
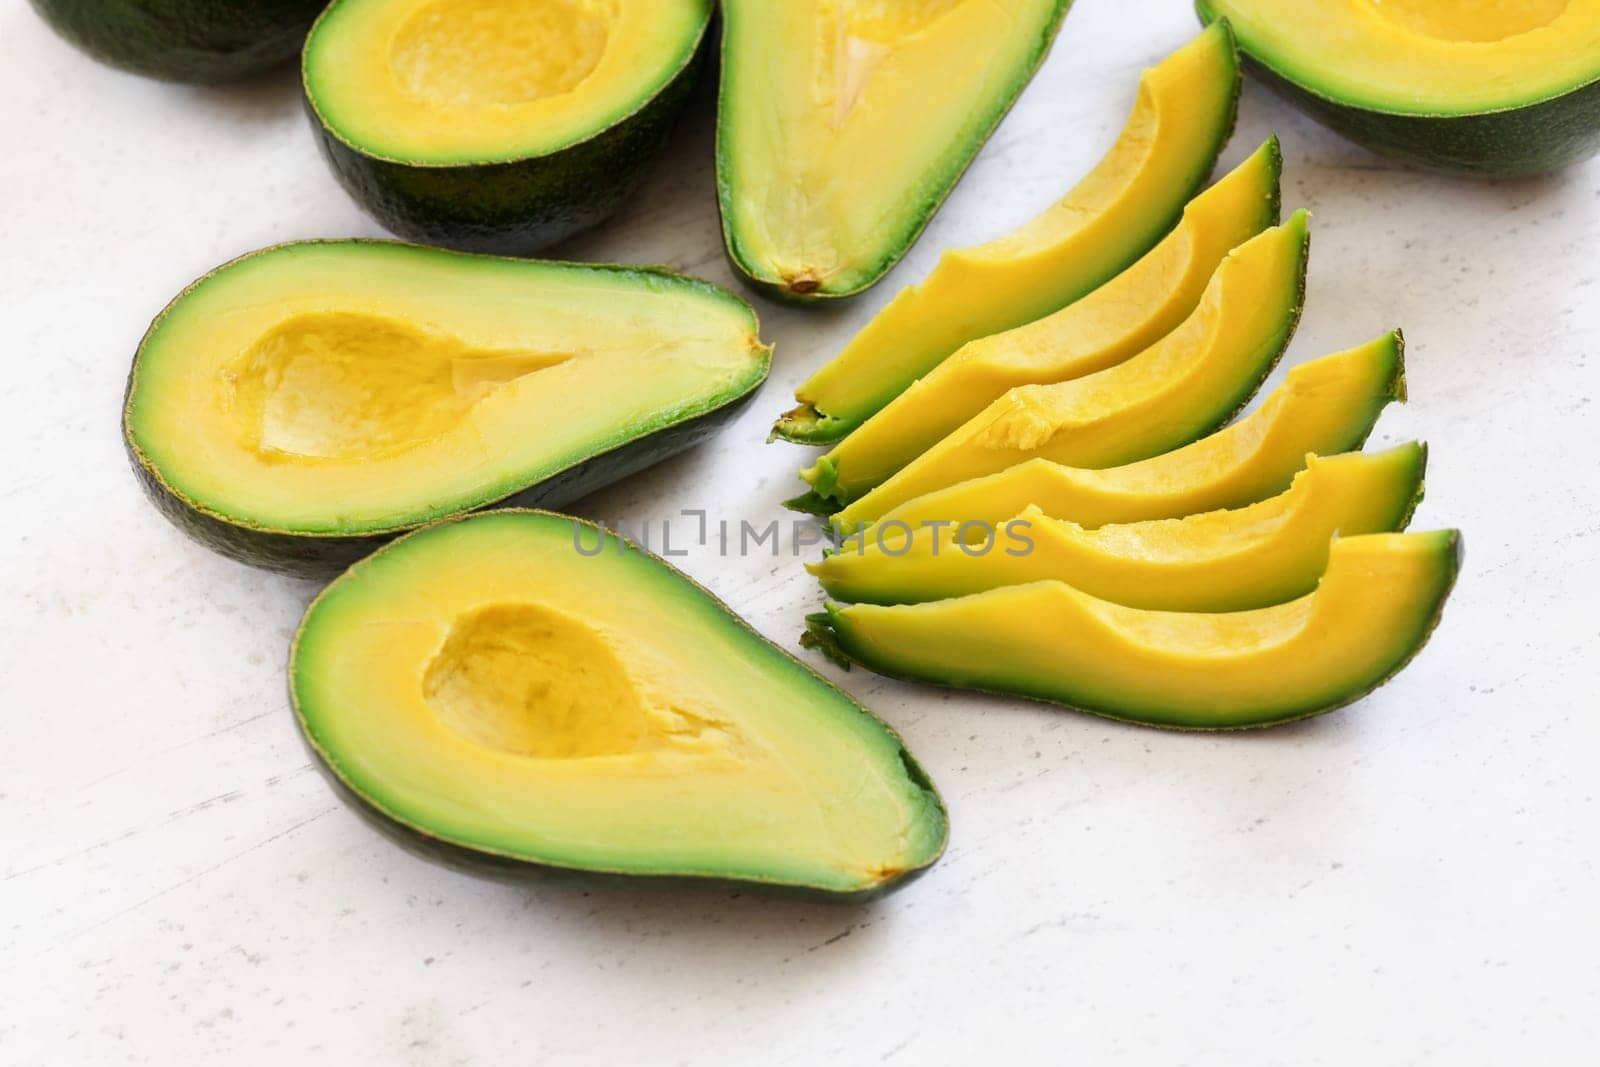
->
(3, 2), (1598, 1063)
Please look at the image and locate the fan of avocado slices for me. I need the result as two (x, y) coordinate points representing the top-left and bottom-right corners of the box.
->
(293, 510), (948, 897)
(770, 21), (1242, 438)
(304, 0), (714, 253)
(806, 209), (1311, 523)
(123, 241), (770, 576)
(877, 331), (1408, 533)
(1197, 0), (1600, 175)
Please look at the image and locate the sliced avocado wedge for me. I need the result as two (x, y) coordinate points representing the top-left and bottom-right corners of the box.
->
(30, 0), (327, 82)
(803, 138), (1281, 493)
(823, 210), (1310, 524)
(805, 530), (1461, 730)
(304, 0), (712, 253)
(811, 443), (1426, 610)
(1198, 0), (1600, 175)
(123, 241), (770, 576)
(876, 331), (1406, 532)
(718, 0), (1076, 305)
(770, 22), (1240, 435)
(292, 510), (948, 897)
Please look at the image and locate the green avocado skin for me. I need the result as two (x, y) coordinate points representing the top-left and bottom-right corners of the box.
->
(125, 386), (759, 579)
(1196, 3), (1600, 176)
(307, 36), (706, 256)
(30, 0), (326, 82)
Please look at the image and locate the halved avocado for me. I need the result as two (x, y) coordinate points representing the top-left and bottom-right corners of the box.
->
(822, 210), (1310, 524)
(811, 443), (1426, 610)
(804, 530), (1461, 730)
(292, 510), (948, 897)
(1198, 0), (1600, 175)
(29, 0), (327, 82)
(303, 0), (712, 254)
(801, 138), (1281, 493)
(123, 241), (770, 576)
(769, 22), (1241, 437)
(877, 331), (1406, 532)
(718, 0), (1077, 306)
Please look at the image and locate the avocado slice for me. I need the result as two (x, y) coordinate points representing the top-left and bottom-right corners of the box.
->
(123, 240), (770, 576)
(805, 530), (1461, 730)
(811, 443), (1426, 610)
(303, 0), (712, 254)
(1198, 0), (1600, 176)
(30, 0), (327, 82)
(876, 331), (1407, 532)
(292, 510), (949, 897)
(820, 210), (1310, 523)
(717, 0), (1077, 306)
(801, 137), (1282, 494)
(768, 22), (1240, 433)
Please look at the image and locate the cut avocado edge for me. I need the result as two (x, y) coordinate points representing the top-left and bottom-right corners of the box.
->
(291, 509), (949, 898)
(717, 1), (1078, 303)
(1196, 3), (1600, 175)
(803, 531), (1463, 731)
(304, 2), (714, 252)
(123, 240), (773, 577)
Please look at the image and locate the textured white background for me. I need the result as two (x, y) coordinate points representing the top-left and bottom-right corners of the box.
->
(3, 1), (1599, 1063)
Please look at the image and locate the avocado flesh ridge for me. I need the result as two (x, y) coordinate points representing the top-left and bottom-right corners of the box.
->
(808, 531), (1461, 729)
(124, 242), (769, 539)
(774, 21), (1240, 433)
(804, 137), (1281, 496)
(831, 210), (1310, 525)
(812, 443), (1425, 610)
(720, 0), (1073, 302)
(874, 331), (1406, 532)
(292, 511), (948, 894)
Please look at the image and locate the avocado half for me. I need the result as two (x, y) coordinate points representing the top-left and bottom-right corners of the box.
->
(716, 0), (1075, 302)
(1198, 0), (1600, 176)
(30, 0), (327, 82)
(806, 530), (1462, 731)
(122, 240), (770, 576)
(292, 510), (949, 898)
(303, 0), (712, 254)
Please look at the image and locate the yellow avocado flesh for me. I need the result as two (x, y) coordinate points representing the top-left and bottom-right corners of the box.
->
(818, 531), (1460, 729)
(1202, 0), (1600, 114)
(876, 332), (1406, 531)
(720, 0), (1072, 299)
(804, 139), (1280, 494)
(124, 242), (767, 535)
(293, 512), (947, 892)
(775, 22), (1239, 424)
(305, 0), (710, 162)
(812, 444), (1425, 610)
(831, 211), (1309, 525)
